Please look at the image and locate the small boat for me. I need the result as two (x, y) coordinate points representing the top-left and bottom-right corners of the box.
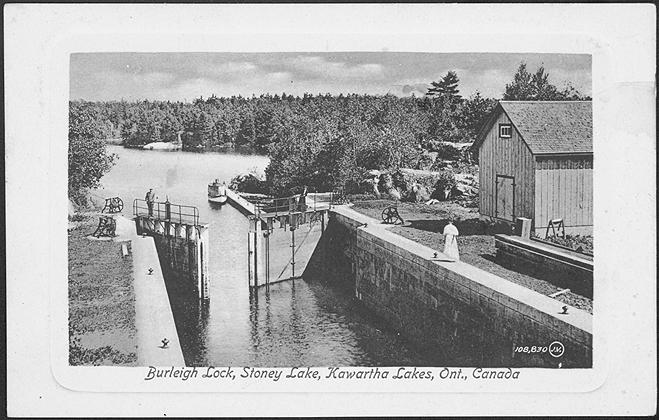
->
(208, 179), (228, 205)
(142, 141), (182, 151)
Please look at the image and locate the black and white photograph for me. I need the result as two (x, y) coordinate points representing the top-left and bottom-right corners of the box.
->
(67, 51), (593, 369)
(5, 3), (656, 417)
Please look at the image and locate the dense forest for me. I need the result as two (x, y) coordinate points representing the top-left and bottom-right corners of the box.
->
(71, 91), (496, 151)
(69, 63), (590, 197)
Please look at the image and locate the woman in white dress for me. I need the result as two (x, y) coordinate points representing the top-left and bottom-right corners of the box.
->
(443, 220), (460, 261)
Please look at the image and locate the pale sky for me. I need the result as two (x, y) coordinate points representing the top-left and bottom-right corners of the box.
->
(70, 52), (591, 102)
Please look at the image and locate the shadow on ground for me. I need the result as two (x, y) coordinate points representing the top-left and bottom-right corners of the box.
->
(405, 217), (512, 236)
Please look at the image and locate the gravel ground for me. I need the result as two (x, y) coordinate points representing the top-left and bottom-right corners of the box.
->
(68, 214), (138, 365)
(350, 200), (593, 314)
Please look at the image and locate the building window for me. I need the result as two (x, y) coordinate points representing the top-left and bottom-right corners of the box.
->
(499, 124), (512, 138)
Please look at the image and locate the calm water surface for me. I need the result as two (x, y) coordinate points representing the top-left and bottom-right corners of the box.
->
(101, 146), (440, 366)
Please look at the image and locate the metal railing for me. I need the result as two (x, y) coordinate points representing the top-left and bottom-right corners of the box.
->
(248, 192), (335, 217)
(133, 199), (200, 225)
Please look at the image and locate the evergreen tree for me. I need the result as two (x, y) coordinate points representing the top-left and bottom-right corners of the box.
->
(189, 111), (213, 149)
(236, 112), (256, 148)
(531, 66), (561, 100)
(427, 71), (461, 99)
(503, 63), (534, 100)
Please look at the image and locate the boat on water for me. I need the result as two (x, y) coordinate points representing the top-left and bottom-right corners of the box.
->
(142, 141), (182, 151)
(142, 132), (184, 151)
(208, 179), (228, 204)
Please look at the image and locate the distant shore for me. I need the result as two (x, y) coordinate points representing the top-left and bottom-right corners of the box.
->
(109, 141), (265, 156)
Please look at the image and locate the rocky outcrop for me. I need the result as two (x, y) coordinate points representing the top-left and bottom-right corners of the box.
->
(363, 169), (383, 198)
(390, 168), (445, 202)
(453, 173), (478, 197)
(360, 165), (478, 203)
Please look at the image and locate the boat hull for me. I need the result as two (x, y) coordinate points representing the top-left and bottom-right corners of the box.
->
(208, 195), (228, 204)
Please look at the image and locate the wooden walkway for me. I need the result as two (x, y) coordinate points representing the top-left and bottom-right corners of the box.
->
(225, 189), (332, 217)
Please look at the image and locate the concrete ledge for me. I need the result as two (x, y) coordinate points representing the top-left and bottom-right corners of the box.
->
(225, 189), (257, 216)
(112, 216), (185, 365)
(131, 235), (185, 366)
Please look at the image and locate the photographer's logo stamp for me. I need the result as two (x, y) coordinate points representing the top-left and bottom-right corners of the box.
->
(549, 341), (565, 358)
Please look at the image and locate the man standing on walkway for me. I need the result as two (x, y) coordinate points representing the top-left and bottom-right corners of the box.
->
(145, 188), (156, 216)
(298, 185), (308, 212)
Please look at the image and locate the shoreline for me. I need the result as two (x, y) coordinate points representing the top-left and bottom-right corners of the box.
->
(112, 142), (267, 157)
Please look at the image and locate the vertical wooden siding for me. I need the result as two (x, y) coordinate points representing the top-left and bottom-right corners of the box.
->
(534, 157), (593, 233)
(478, 112), (536, 221)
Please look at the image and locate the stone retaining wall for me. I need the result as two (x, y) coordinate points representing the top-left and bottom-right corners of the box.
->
(135, 217), (210, 300)
(316, 207), (592, 367)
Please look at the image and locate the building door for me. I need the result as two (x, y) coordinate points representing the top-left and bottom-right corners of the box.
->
(495, 175), (515, 221)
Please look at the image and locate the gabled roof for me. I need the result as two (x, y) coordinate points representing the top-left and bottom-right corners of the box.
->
(473, 101), (593, 155)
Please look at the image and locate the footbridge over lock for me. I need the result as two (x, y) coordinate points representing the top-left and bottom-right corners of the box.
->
(133, 199), (210, 300)
(225, 189), (335, 288)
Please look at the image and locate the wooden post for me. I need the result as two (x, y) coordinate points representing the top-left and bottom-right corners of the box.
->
(247, 231), (253, 288)
(254, 219), (261, 288)
(165, 200), (171, 221)
(265, 231), (270, 286)
(516, 217), (532, 239)
(291, 227), (296, 278)
(194, 226), (209, 300)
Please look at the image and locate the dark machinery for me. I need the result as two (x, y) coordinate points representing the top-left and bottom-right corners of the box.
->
(545, 218), (566, 239)
(101, 197), (124, 214)
(91, 215), (117, 238)
(381, 204), (404, 225)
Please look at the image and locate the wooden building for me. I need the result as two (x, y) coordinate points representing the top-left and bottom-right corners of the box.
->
(473, 101), (592, 235)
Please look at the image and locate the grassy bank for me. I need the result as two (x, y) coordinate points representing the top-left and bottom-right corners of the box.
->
(68, 214), (137, 365)
(350, 200), (593, 314)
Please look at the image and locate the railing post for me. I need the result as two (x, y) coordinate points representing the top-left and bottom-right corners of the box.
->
(165, 199), (171, 221)
(291, 226), (295, 278)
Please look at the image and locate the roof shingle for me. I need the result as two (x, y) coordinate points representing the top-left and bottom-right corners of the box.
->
(500, 101), (592, 154)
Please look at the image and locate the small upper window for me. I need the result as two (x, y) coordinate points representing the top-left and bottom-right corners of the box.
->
(499, 124), (512, 138)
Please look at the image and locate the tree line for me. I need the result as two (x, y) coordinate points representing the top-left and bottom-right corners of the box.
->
(71, 90), (497, 152)
(69, 62), (590, 198)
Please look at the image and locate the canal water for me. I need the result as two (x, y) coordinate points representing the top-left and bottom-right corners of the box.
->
(100, 146), (441, 366)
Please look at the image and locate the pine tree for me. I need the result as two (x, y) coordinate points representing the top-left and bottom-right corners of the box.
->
(427, 71), (461, 100)
(503, 63), (534, 100)
(191, 111), (213, 149)
(531, 66), (560, 100)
